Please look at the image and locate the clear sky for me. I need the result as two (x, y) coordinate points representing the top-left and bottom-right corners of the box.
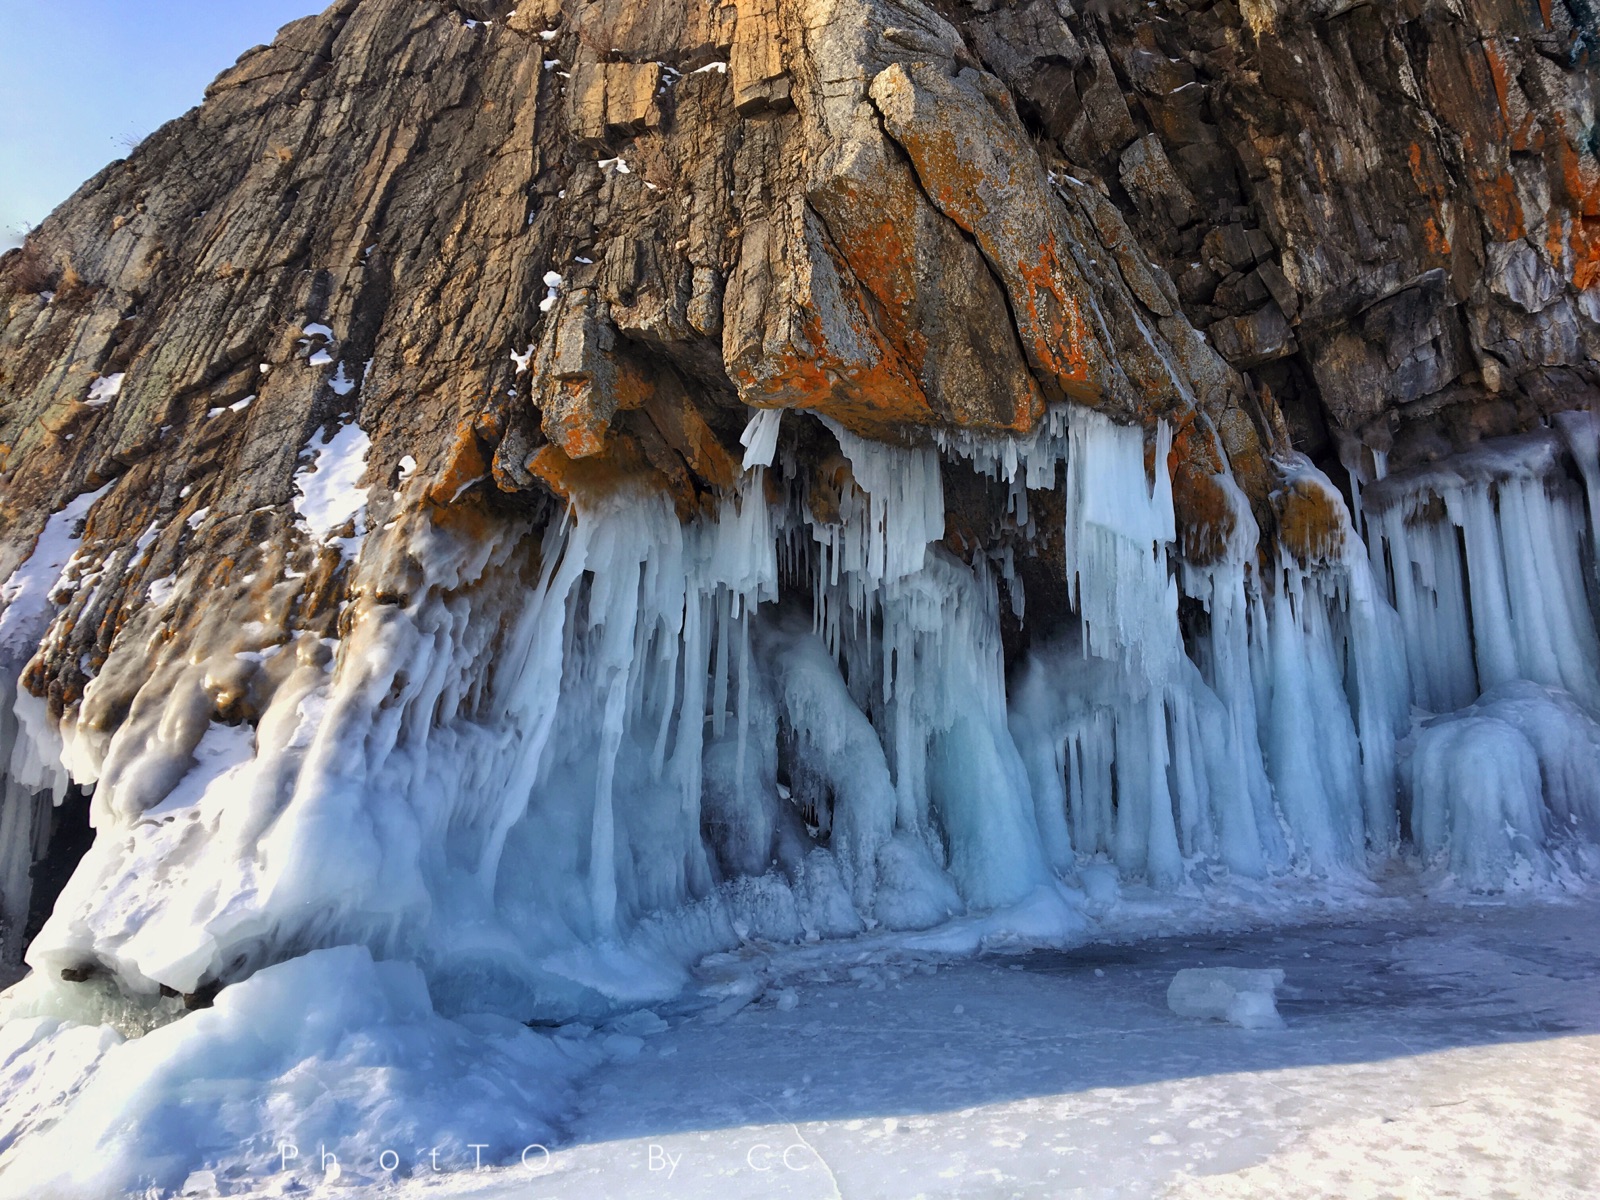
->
(0, 0), (319, 250)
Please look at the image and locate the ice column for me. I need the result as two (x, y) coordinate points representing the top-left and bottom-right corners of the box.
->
(1367, 432), (1600, 711)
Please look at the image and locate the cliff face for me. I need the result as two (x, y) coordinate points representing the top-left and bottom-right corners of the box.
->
(3, 0), (1596, 684)
(5, 0), (1595, 562)
(0, 0), (1597, 1001)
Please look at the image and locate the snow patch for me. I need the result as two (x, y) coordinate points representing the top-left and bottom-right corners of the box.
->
(84, 374), (124, 407)
(539, 271), (562, 313)
(292, 419), (371, 560)
(0, 484), (111, 658)
(328, 361), (357, 396)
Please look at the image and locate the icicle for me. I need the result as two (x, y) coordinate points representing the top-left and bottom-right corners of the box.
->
(1555, 410), (1600, 566)
(739, 408), (784, 471)
(819, 417), (943, 586)
(1366, 431), (1600, 710)
(1062, 407), (1178, 686)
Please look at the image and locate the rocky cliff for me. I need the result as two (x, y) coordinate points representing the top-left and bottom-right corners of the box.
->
(0, 0), (1597, 1006)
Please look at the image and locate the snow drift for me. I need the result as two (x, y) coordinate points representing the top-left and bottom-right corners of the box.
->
(0, 945), (597, 1198)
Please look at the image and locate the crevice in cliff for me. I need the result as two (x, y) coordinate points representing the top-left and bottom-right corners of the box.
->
(21, 785), (93, 956)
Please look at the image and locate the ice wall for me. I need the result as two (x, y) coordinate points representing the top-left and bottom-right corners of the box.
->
(2, 406), (1599, 1020)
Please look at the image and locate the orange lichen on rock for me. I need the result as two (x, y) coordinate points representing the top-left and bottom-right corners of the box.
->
(809, 160), (1047, 434)
(1482, 42), (1541, 153)
(1422, 215), (1452, 257)
(425, 418), (490, 507)
(642, 388), (740, 494)
(1474, 160), (1528, 243)
(731, 247), (939, 442)
(1405, 142), (1455, 260)
(732, 335), (929, 439)
(1215, 408), (1270, 479)
(908, 116), (1096, 406)
(1570, 217), (1600, 292)
(1174, 464), (1238, 565)
(1541, 115), (1600, 289)
(1169, 414), (1237, 565)
(545, 380), (612, 460)
(1168, 408), (1222, 477)
(1017, 248), (1096, 404)
(420, 497), (501, 545)
(1274, 477), (1347, 566)
(529, 441), (669, 506)
(1547, 116), (1600, 215)
(1425, 42), (1527, 243)
(822, 178), (929, 373)
(867, 61), (1100, 415)
(610, 357), (659, 415)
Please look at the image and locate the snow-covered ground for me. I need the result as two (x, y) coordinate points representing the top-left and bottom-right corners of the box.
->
(165, 886), (1596, 1200)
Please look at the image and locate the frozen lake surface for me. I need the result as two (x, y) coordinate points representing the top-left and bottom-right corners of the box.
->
(337, 890), (1600, 1200)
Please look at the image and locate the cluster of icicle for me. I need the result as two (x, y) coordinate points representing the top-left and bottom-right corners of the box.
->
(4, 403), (1600, 1019)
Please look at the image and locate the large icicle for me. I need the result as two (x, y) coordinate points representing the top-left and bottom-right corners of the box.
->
(1367, 431), (1600, 710)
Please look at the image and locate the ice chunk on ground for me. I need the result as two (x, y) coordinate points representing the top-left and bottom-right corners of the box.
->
(605, 1008), (667, 1037)
(0, 968), (184, 1039)
(1167, 966), (1285, 1030)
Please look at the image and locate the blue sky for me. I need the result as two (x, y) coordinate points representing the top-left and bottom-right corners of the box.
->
(0, 1), (317, 249)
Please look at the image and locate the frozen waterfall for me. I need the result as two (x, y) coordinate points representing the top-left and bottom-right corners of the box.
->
(3, 406), (1600, 1021)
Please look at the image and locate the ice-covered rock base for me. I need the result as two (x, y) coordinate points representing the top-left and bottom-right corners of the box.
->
(0, 406), (1599, 1194)
(0, 946), (600, 1199)
(0, 410), (1598, 1021)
